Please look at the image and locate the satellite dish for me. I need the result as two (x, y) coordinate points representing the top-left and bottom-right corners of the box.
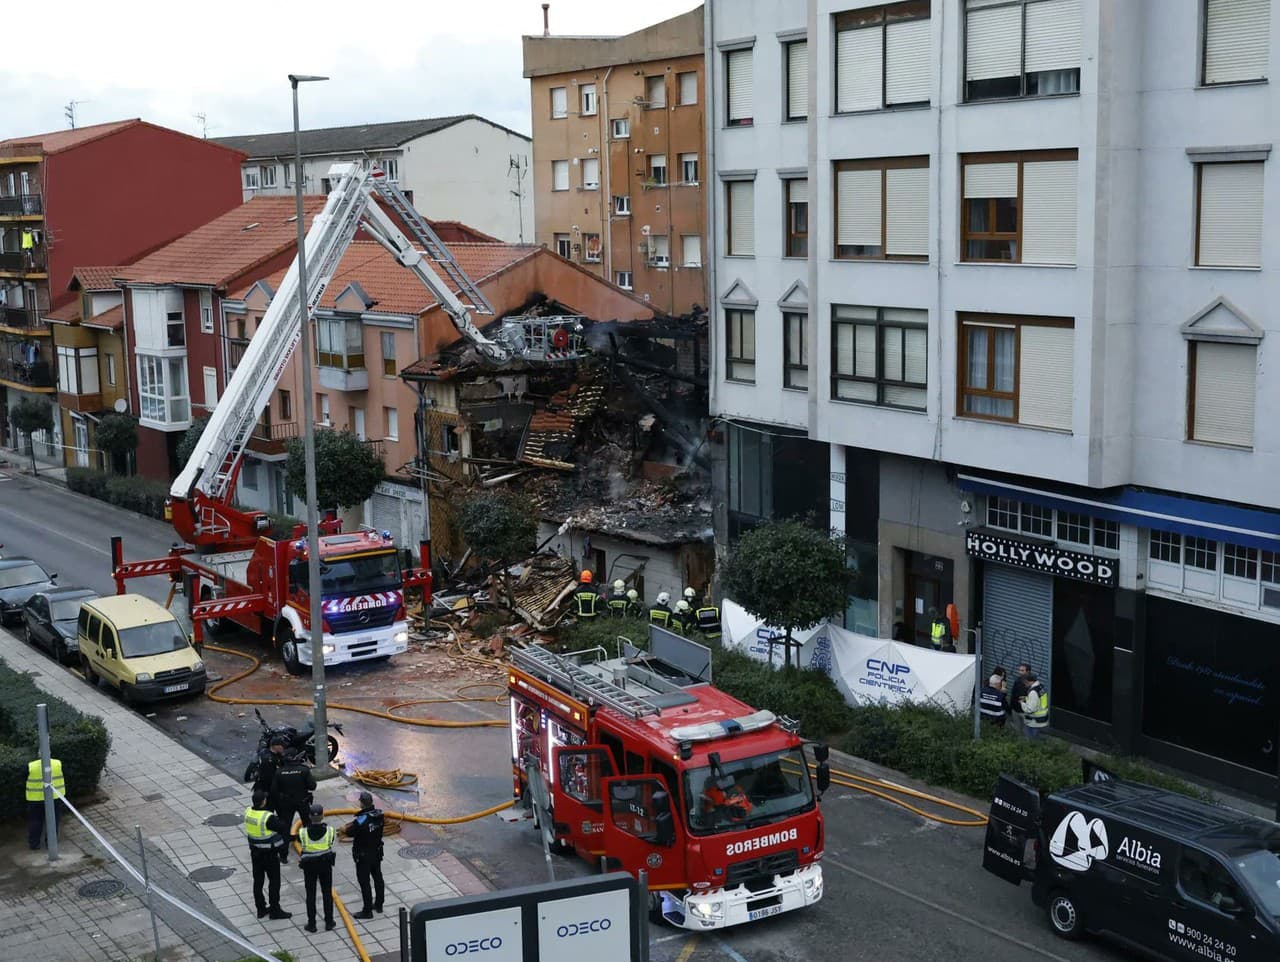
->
(114, 398), (127, 413)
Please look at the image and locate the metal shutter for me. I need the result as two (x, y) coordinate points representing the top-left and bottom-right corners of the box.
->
(885, 166), (929, 256)
(1024, 0), (1081, 74)
(552, 161), (568, 191)
(581, 158), (599, 188)
(550, 87), (567, 117)
(1205, 0), (1270, 84)
(963, 162), (1018, 198)
(965, 4), (1022, 82)
(728, 181), (754, 255)
(371, 492), (401, 541)
(1199, 162), (1264, 267)
(836, 27), (883, 112)
(886, 18), (931, 105)
(1018, 325), (1074, 431)
(837, 168), (882, 247)
(983, 564), (1054, 691)
(1194, 342), (1256, 446)
(682, 234), (701, 266)
(727, 49), (753, 122)
(1021, 159), (1077, 265)
(787, 178), (808, 204)
(787, 41), (808, 118)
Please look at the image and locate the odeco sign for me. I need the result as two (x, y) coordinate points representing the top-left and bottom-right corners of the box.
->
(966, 530), (1118, 588)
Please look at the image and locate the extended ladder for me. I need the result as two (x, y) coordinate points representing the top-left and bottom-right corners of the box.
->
(511, 645), (657, 720)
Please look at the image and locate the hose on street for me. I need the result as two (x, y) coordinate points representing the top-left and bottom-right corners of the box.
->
(821, 763), (988, 828)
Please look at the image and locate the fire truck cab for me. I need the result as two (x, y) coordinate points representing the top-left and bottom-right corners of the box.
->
(508, 629), (829, 930)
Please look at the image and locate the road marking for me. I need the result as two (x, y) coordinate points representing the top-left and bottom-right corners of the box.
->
(711, 936), (750, 962)
(675, 935), (700, 962)
(823, 855), (1074, 962)
(652, 933), (687, 944)
(0, 501), (110, 556)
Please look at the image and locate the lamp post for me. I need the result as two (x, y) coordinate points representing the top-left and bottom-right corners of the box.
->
(289, 73), (334, 779)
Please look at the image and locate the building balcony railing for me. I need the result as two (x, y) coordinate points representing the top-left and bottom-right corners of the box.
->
(247, 419), (298, 456)
(0, 194), (43, 217)
(0, 357), (54, 389)
(360, 437), (384, 459)
(0, 250), (47, 274)
(0, 306), (43, 330)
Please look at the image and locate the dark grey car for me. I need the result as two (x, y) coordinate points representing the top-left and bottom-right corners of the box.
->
(23, 587), (98, 664)
(0, 558), (58, 626)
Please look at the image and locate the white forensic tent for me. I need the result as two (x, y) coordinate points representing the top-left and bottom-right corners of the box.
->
(721, 599), (828, 670)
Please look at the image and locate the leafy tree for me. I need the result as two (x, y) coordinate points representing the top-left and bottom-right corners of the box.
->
(720, 520), (848, 669)
(10, 397), (53, 475)
(284, 428), (385, 511)
(95, 412), (138, 474)
(455, 492), (537, 608)
(176, 413), (211, 467)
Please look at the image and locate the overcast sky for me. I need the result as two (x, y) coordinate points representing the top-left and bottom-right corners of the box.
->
(0, 0), (702, 142)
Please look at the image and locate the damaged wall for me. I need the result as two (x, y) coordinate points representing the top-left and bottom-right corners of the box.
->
(536, 522), (711, 605)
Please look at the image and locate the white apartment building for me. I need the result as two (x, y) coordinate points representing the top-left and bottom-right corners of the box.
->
(706, 0), (1280, 797)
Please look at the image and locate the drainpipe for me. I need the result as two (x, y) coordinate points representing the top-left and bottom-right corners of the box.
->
(704, 0), (718, 414)
(601, 66), (615, 284)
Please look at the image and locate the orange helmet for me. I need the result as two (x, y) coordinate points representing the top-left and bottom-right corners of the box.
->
(580, 570), (593, 584)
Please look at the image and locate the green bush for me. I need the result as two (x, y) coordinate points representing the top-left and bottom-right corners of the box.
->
(65, 466), (168, 520)
(66, 466), (109, 501)
(558, 615), (650, 654)
(264, 511), (302, 540)
(711, 646), (854, 740)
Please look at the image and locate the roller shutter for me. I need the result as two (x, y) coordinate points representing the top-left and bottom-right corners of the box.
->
(983, 564), (1054, 691)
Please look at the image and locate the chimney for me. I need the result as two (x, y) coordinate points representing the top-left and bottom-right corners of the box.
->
(542, 3), (550, 37)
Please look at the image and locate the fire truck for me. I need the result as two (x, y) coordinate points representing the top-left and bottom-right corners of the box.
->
(508, 629), (830, 930)
(111, 162), (522, 672)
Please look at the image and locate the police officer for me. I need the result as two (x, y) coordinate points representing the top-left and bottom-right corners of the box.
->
(606, 579), (629, 618)
(979, 674), (1007, 727)
(928, 607), (950, 650)
(25, 756), (64, 850)
(253, 735), (288, 800)
(671, 600), (692, 634)
(271, 750), (316, 864)
(342, 791), (385, 919)
(1022, 673), (1050, 738)
(625, 588), (643, 618)
(243, 790), (292, 920)
(298, 802), (337, 932)
(574, 570), (599, 619)
(695, 599), (721, 640)
(648, 591), (672, 628)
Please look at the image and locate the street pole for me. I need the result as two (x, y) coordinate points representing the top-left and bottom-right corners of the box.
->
(37, 703), (58, 861)
(137, 824), (162, 962)
(971, 624), (983, 742)
(290, 73), (333, 779)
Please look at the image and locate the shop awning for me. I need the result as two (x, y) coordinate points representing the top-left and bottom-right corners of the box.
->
(957, 473), (1280, 552)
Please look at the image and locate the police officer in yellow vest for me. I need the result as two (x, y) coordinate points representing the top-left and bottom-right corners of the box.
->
(1021, 673), (1050, 739)
(298, 802), (337, 932)
(928, 608), (950, 650)
(574, 570), (600, 620)
(648, 591), (672, 628)
(26, 757), (64, 850)
(243, 790), (292, 920)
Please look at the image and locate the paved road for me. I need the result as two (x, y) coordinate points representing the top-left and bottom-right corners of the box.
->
(0, 464), (1135, 962)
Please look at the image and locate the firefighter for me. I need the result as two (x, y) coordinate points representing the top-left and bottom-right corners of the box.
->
(271, 750), (316, 864)
(683, 586), (699, 608)
(695, 599), (721, 640)
(607, 579), (629, 618)
(625, 588), (643, 618)
(574, 570), (600, 620)
(701, 774), (753, 822)
(671, 600), (692, 634)
(648, 591), (672, 627)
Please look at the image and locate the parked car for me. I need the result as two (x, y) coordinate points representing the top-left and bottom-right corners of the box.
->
(23, 586), (99, 664)
(0, 558), (58, 626)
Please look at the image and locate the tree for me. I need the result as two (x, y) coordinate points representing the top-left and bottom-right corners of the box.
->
(455, 492), (537, 608)
(95, 413), (138, 474)
(284, 429), (385, 511)
(720, 520), (848, 670)
(10, 397), (53, 475)
(176, 414), (210, 467)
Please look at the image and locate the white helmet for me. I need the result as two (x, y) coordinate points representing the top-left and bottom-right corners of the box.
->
(613, 579), (625, 591)
(675, 600), (691, 613)
(683, 587), (697, 600)
(656, 591), (671, 606)
(626, 589), (639, 602)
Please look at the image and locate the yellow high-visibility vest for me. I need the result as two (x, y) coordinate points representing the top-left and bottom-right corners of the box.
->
(299, 825), (336, 860)
(25, 758), (65, 803)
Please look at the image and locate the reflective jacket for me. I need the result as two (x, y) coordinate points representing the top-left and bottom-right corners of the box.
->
(695, 605), (721, 638)
(930, 620), (948, 649)
(607, 593), (629, 618)
(979, 686), (1007, 721)
(575, 590), (599, 619)
(25, 758), (64, 803)
(1023, 684), (1050, 727)
(648, 605), (671, 626)
(243, 806), (285, 850)
(299, 823), (337, 863)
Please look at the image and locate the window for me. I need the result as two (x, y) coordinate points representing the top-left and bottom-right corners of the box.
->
(583, 233), (602, 262)
(551, 160), (569, 192)
(987, 496), (1019, 530)
(580, 83), (597, 116)
(613, 195), (631, 216)
(1195, 162), (1264, 267)
(1203, 0), (1270, 85)
(137, 354), (189, 425)
(259, 165), (277, 188)
(283, 163), (293, 187)
(318, 393), (331, 424)
(554, 233), (572, 258)
(649, 235), (670, 268)
(167, 307), (185, 347)
(959, 313), (1074, 429)
(1225, 544), (1259, 580)
(678, 71), (698, 105)
(679, 152), (699, 184)
(56, 346), (99, 395)
(964, 0), (1082, 102)
(105, 352), (116, 387)
(1178, 849), (1243, 911)
(241, 459), (258, 490)
(199, 290), (213, 335)
(1186, 536), (1218, 571)
(611, 118), (630, 139)
(243, 168), (259, 190)
(1150, 530), (1181, 563)
(380, 158), (399, 182)
(1094, 518), (1119, 551)
(316, 316), (364, 369)
(681, 234), (701, 268)
(1151, 532), (1280, 611)
(835, 1), (931, 112)
(784, 312), (808, 389)
(786, 179), (809, 257)
(726, 309), (756, 382)
(381, 331), (396, 377)
(279, 389), (292, 420)
(1056, 511), (1091, 545)
(582, 157), (600, 190)
(831, 305), (927, 410)
(645, 74), (666, 108)
(726, 180), (755, 256)
(725, 48), (753, 126)
(648, 154), (668, 186)
(320, 177), (333, 194)
(1188, 341), (1256, 447)
(834, 157), (929, 260)
(384, 406), (398, 441)
(615, 270), (633, 290)
(550, 86), (568, 118)
(961, 150), (1078, 264)
(786, 40), (808, 120)
(1020, 502), (1053, 537)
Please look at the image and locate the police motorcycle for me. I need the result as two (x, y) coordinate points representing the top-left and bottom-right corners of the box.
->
(242, 707), (343, 781)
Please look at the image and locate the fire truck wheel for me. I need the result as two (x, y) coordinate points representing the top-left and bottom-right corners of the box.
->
(277, 624), (305, 676)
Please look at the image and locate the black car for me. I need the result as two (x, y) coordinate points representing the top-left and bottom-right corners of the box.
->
(22, 586), (98, 664)
(0, 558), (58, 626)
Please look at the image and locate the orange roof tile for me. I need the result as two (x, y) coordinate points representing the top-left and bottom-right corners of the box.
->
(117, 196), (326, 289)
(43, 301), (81, 324)
(0, 120), (139, 154)
(83, 304), (124, 332)
(69, 266), (127, 292)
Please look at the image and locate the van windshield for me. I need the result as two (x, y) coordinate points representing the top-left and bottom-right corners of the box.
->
(118, 623), (189, 658)
(682, 748), (813, 835)
(1234, 847), (1280, 916)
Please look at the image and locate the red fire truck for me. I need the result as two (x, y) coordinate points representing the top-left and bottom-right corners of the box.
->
(507, 630), (830, 930)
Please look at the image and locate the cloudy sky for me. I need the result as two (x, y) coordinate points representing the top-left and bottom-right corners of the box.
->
(0, 0), (702, 142)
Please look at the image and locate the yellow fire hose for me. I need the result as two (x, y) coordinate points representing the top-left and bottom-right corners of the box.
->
(819, 763), (988, 828)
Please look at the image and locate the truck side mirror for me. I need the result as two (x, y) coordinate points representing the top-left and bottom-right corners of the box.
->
(652, 789), (675, 847)
(813, 743), (830, 764)
(816, 762), (831, 796)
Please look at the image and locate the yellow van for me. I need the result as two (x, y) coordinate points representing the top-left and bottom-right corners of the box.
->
(77, 594), (206, 705)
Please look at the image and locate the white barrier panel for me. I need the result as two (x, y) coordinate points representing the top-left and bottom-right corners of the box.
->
(720, 599), (827, 669)
(826, 626), (976, 711)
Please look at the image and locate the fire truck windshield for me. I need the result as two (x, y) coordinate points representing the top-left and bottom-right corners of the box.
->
(683, 747), (814, 835)
(291, 551), (401, 596)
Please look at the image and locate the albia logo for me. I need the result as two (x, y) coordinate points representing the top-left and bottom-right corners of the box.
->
(1049, 810), (1109, 872)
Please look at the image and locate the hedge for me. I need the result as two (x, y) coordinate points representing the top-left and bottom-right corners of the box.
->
(710, 646), (854, 740)
(67, 467), (169, 520)
(0, 657), (111, 800)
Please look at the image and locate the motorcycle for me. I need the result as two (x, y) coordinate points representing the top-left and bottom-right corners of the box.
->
(242, 707), (343, 782)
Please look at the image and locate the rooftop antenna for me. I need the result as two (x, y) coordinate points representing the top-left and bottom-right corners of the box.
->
(542, 3), (550, 36)
(194, 112), (217, 139)
(64, 100), (88, 130)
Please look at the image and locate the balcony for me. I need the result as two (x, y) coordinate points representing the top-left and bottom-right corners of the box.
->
(58, 390), (103, 414)
(0, 250), (48, 276)
(247, 419), (299, 456)
(0, 356), (54, 390)
(317, 364), (369, 393)
(0, 194), (42, 217)
(0, 307), (45, 332)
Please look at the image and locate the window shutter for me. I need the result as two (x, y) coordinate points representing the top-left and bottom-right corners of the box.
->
(727, 49), (754, 122)
(965, 5), (1022, 82)
(1024, 0), (1081, 74)
(886, 18), (931, 105)
(582, 158), (600, 188)
(1021, 159), (1077, 265)
(552, 161), (568, 191)
(963, 162), (1018, 198)
(1199, 162), (1264, 267)
(728, 181), (755, 255)
(1194, 342), (1256, 446)
(551, 87), (567, 116)
(885, 166), (929, 256)
(787, 178), (808, 204)
(882, 328), (904, 380)
(788, 42), (809, 118)
(679, 71), (697, 104)
(1018, 325), (1074, 431)
(836, 27), (883, 112)
(835, 323), (856, 375)
(903, 326), (927, 383)
(683, 235), (701, 266)
(1205, 0), (1270, 84)
(854, 324), (877, 378)
(837, 168), (883, 248)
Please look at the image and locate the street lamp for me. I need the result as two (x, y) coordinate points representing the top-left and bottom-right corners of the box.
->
(289, 73), (335, 779)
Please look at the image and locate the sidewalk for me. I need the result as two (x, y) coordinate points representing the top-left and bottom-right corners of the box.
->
(0, 627), (489, 962)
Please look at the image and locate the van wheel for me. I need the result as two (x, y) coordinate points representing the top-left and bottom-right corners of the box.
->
(1047, 890), (1084, 940)
(277, 624), (304, 676)
(81, 656), (98, 688)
